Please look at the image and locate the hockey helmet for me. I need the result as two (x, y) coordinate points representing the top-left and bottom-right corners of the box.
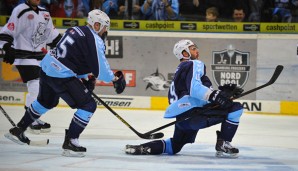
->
(173, 39), (196, 60)
(87, 9), (110, 34)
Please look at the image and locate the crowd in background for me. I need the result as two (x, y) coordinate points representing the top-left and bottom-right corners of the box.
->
(1, 0), (298, 22)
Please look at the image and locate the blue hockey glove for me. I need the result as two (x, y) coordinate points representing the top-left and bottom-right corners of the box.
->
(3, 43), (15, 64)
(218, 83), (244, 98)
(209, 90), (233, 109)
(113, 71), (126, 94)
(81, 75), (96, 91)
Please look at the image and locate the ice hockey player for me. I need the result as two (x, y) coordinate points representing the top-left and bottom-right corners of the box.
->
(0, 0), (62, 133)
(125, 39), (244, 158)
(4, 9), (126, 157)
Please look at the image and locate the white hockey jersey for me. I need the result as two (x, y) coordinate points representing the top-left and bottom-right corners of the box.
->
(0, 2), (60, 66)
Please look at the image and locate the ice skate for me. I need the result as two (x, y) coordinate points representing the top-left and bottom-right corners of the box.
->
(4, 127), (29, 145)
(125, 145), (151, 155)
(215, 131), (239, 158)
(29, 119), (51, 134)
(62, 130), (86, 157)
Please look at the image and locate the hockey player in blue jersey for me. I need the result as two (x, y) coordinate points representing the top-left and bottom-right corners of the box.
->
(125, 39), (244, 158)
(4, 9), (126, 157)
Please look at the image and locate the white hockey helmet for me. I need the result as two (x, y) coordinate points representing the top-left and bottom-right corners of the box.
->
(87, 9), (110, 34)
(173, 39), (195, 60)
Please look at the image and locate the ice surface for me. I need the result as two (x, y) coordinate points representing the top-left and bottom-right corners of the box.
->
(0, 106), (297, 171)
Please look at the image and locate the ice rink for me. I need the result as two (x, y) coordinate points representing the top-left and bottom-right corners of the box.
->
(0, 105), (298, 171)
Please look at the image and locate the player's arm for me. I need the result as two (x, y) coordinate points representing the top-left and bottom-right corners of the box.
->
(0, 7), (21, 64)
(87, 37), (126, 94)
(45, 14), (62, 48)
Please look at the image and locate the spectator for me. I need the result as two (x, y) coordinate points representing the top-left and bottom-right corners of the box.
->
(261, 0), (295, 22)
(49, 0), (85, 18)
(178, 0), (201, 21)
(102, 0), (119, 19)
(141, 0), (179, 20)
(248, 0), (263, 22)
(90, 0), (104, 10)
(1, 0), (18, 15)
(232, 8), (246, 22)
(205, 6), (219, 22)
(118, 0), (145, 20)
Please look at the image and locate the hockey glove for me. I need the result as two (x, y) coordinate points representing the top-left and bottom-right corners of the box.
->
(209, 90), (233, 109)
(218, 83), (244, 98)
(81, 75), (96, 91)
(2, 43), (15, 64)
(113, 71), (126, 94)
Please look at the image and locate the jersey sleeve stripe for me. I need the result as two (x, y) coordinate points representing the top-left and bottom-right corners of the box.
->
(17, 8), (32, 18)
(74, 27), (85, 36)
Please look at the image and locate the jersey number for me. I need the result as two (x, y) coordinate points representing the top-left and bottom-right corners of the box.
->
(57, 35), (74, 58)
(169, 82), (178, 104)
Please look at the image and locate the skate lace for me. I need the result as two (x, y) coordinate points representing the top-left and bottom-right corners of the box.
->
(223, 141), (234, 149)
(70, 138), (82, 147)
(36, 119), (45, 125)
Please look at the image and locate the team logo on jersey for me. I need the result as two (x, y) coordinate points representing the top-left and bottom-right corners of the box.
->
(211, 45), (250, 88)
(143, 68), (170, 91)
(32, 22), (47, 49)
(28, 14), (34, 20)
(7, 23), (14, 31)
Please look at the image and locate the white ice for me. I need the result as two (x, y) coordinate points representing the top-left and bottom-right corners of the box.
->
(0, 105), (298, 171)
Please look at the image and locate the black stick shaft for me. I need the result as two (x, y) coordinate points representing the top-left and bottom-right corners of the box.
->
(0, 105), (16, 127)
(91, 92), (149, 138)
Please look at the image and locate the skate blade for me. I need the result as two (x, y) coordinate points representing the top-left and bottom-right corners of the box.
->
(28, 128), (41, 135)
(125, 147), (137, 154)
(40, 128), (51, 133)
(4, 133), (26, 145)
(62, 149), (85, 157)
(216, 151), (238, 158)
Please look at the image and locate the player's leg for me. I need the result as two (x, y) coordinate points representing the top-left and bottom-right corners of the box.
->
(212, 102), (243, 158)
(125, 110), (202, 155)
(5, 73), (59, 144)
(16, 65), (51, 134)
(55, 77), (97, 157)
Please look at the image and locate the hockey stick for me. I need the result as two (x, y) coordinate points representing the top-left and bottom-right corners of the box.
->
(0, 105), (49, 146)
(91, 92), (164, 139)
(141, 65), (284, 137)
(0, 53), (44, 60)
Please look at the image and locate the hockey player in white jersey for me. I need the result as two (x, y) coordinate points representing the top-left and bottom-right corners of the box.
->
(0, 0), (62, 134)
(4, 9), (126, 157)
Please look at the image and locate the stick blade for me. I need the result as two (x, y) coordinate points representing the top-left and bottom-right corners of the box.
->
(139, 132), (164, 139)
(268, 65), (284, 84)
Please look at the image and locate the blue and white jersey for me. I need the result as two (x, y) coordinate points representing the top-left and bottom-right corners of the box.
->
(165, 60), (213, 118)
(41, 26), (115, 83)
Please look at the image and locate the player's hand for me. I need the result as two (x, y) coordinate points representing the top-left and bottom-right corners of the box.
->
(81, 75), (96, 91)
(113, 71), (126, 94)
(208, 90), (233, 109)
(218, 83), (243, 98)
(2, 43), (15, 64)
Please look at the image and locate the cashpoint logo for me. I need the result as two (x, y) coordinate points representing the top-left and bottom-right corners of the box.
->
(123, 22), (140, 29)
(62, 20), (79, 27)
(211, 45), (250, 88)
(243, 24), (260, 31)
(180, 23), (197, 30)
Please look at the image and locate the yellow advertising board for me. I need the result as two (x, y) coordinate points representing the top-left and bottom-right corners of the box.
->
(0, 15), (296, 33)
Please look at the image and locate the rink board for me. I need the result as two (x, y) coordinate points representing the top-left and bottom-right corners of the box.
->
(0, 91), (297, 115)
